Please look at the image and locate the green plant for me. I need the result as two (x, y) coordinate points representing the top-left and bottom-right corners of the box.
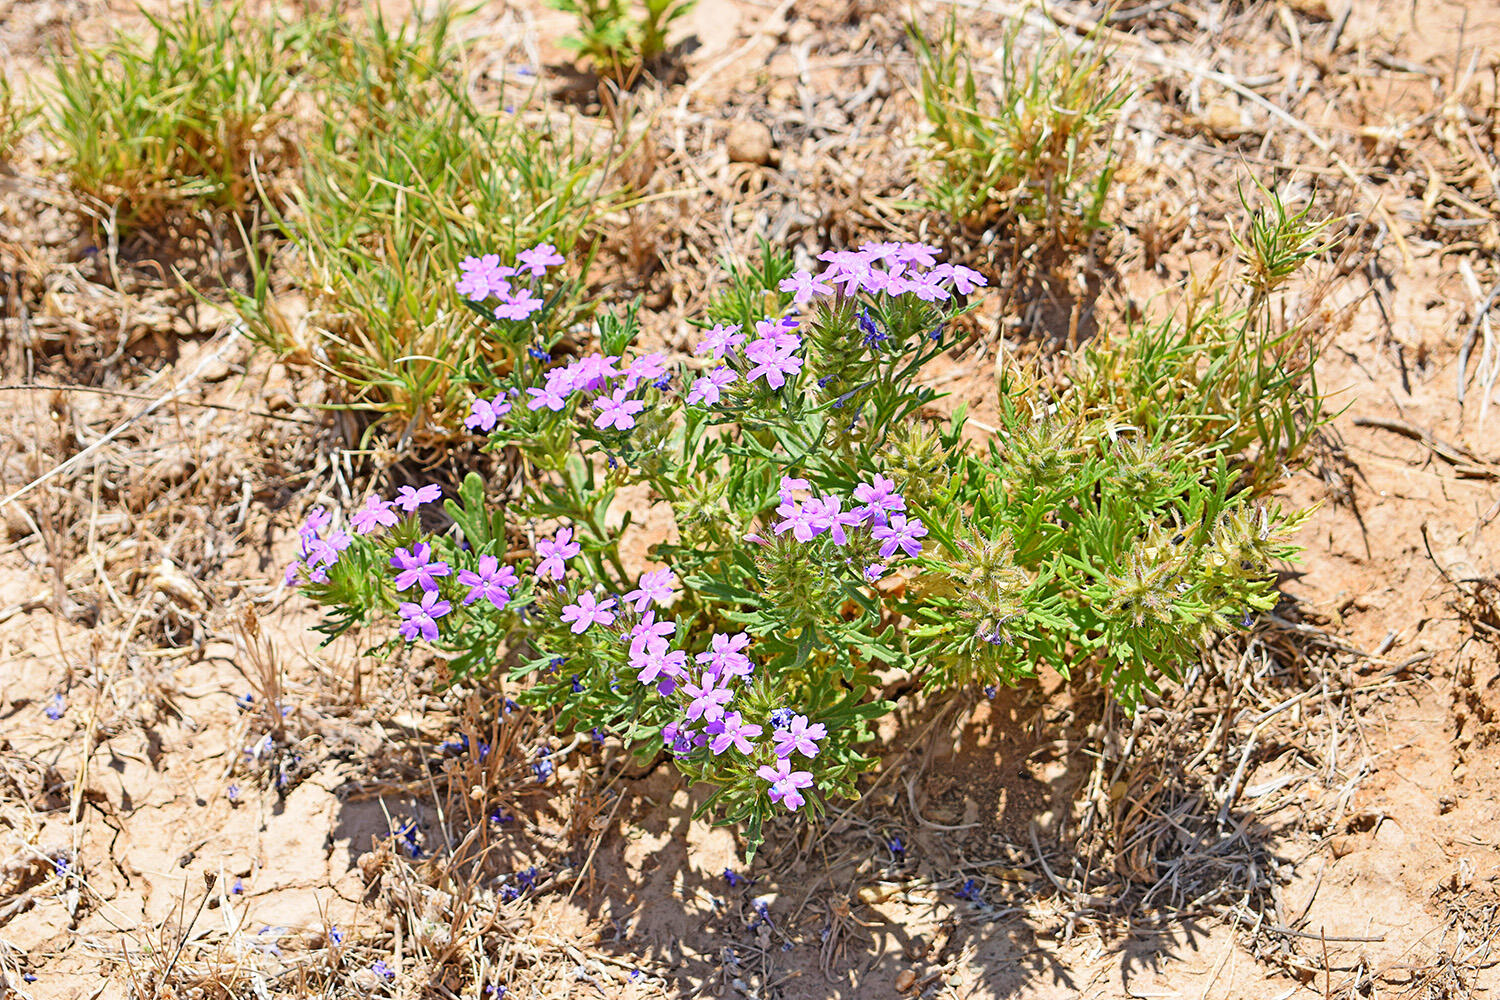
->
(0, 74), (38, 162)
(547, 0), (697, 79)
(230, 9), (631, 442)
(909, 14), (1126, 247)
(289, 192), (1326, 857)
(47, 1), (296, 230)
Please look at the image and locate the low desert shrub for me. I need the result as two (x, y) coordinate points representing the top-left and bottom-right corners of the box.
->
(910, 14), (1125, 249)
(547, 0), (697, 80)
(46, 0), (297, 230)
(288, 191), (1325, 856)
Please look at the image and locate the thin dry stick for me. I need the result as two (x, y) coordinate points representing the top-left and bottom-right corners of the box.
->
(0, 328), (243, 509)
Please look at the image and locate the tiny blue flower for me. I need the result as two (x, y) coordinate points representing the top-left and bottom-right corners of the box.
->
(571, 675), (583, 693)
(723, 868), (744, 887)
(372, 959), (395, 981)
(45, 693), (66, 720)
(328, 926), (344, 945)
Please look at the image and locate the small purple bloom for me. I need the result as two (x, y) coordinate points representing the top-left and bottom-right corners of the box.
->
(593, 388), (646, 431)
(872, 514), (927, 559)
(756, 758), (815, 811)
(465, 397), (512, 432)
(682, 675), (733, 723)
(559, 591), (616, 633)
(516, 242), (564, 277)
(535, 527), (581, 581)
(772, 714), (827, 759)
(457, 554), (518, 609)
(45, 693), (65, 720)
(351, 494), (399, 534)
(397, 589), (452, 643)
(372, 959), (396, 981)
(695, 631), (752, 680)
(694, 323), (745, 359)
(852, 474), (906, 525)
(394, 483), (442, 512)
(686, 365), (738, 406)
(778, 269), (834, 304)
(708, 711), (763, 755)
(623, 567), (676, 612)
(390, 542), (451, 591)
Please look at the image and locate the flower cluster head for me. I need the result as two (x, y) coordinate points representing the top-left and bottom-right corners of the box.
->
(771, 474), (926, 559)
(776, 242), (987, 305)
(456, 243), (562, 319)
(285, 505), (354, 585)
(398, 589), (451, 642)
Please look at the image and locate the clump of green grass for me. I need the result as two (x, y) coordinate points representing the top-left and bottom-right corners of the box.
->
(46, 1), (296, 231)
(547, 0), (697, 81)
(232, 10), (632, 443)
(909, 15), (1126, 249)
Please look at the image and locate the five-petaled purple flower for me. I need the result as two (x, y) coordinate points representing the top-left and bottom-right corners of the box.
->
(708, 711), (763, 755)
(351, 494), (399, 535)
(694, 323), (745, 359)
(465, 397), (512, 432)
(779, 269), (834, 304)
(686, 366), (737, 406)
(757, 758), (815, 811)
(516, 242), (564, 277)
(457, 555), (518, 609)
(852, 475), (906, 525)
(624, 568), (676, 612)
(594, 389), (646, 431)
(696, 631), (752, 679)
(394, 484), (442, 512)
(391, 543), (451, 591)
(682, 675), (733, 723)
(772, 713), (827, 759)
(398, 590), (451, 643)
(535, 528), (581, 581)
(560, 591), (616, 633)
(872, 515), (927, 559)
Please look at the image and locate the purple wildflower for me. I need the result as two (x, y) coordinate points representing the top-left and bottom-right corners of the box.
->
(351, 494), (399, 534)
(593, 388), (646, 431)
(695, 631), (752, 680)
(559, 591), (616, 633)
(397, 589), (451, 642)
(457, 555), (518, 609)
(390, 542), (451, 591)
(756, 758), (815, 811)
(686, 365), (737, 406)
(708, 711), (763, 755)
(682, 675), (733, 723)
(694, 323), (745, 359)
(778, 269), (834, 304)
(772, 714), (827, 759)
(872, 514), (927, 559)
(394, 484), (442, 512)
(465, 396), (512, 432)
(516, 242), (564, 276)
(627, 610), (677, 658)
(535, 527), (581, 581)
(744, 337), (803, 389)
(623, 567), (676, 612)
(852, 474), (906, 525)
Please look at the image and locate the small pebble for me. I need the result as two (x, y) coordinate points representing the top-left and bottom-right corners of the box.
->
(726, 121), (774, 166)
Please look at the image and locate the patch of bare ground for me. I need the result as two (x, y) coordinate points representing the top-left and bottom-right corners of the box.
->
(2, 0), (1499, 997)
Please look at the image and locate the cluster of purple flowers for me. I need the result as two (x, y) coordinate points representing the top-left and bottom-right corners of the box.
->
(455, 242), (564, 319)
(776, 241), (987, 305)
(770, 473), (927, 573)
(692, 316), (804, 393)
(556, 562), (825, 812)
(285, 506), (353, 585)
